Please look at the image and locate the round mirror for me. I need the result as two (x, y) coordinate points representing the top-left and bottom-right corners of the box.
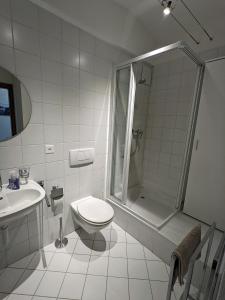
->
(0, 66), (32, 142)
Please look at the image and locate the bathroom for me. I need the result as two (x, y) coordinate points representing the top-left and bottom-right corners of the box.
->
(0, 0), (225, 299)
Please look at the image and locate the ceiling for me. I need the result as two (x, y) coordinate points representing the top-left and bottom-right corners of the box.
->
(112, 0), (225, 51)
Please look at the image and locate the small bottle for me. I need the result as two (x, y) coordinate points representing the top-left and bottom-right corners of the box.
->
(8, 170), (20, 190)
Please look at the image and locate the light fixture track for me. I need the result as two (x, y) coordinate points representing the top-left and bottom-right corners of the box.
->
(180, 0), (213, 41)
(159, 0), (213, 45)
(171, 13), (200, 45)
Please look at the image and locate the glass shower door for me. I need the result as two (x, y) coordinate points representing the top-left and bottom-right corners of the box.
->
(110, 66), (133, 202)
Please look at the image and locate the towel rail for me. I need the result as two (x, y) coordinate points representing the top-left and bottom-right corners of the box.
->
(166, 223), (216, 300)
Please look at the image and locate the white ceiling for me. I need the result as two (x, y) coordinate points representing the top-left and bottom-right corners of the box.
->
(113, 0), (225, 51)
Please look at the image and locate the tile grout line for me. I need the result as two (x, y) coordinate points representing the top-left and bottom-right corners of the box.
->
(104, 226), (113, 300)
(55, 236), (80, 299)
(30, 247), (56, 299)
(143, 246), (155, 300)
(125, 230), (131, 300)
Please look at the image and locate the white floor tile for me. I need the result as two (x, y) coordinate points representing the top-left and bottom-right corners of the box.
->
(126, 233), (139, 244)
(27, 251), (54, 270)
(151, 281), (176, 300)
(58, 273), (85, 299)
(106, 277), (129, 300)
(88, 256), (108, 276)
(48, 253), (71, 272)
(128, 259), (148, 279)
(42, 243), (57, 252)
(7, 295), (32, 300)
(65, 230), (80, 239)
(95, 229), (111, 242)
(147, 261), (169, 281)
(74, 240), (93, 255)
(13, 270), (44, 295)
(111, 229), (126, 243)
(111, 222), (124, 232)
(0, 268), (24, 293)
(127, 244), (145, 259)
(108, 257), (128, 277)
(82, 275), (106, 300)
(55, 238), (77, 254)
(129, 279), (153, 300)
(32, 296), (56, 300)
(67, 254), (90, 274)
(35, 271), (64, 297)
(92, 241), (110, 256)
(144, 247), (161, 261)
(9, 253), (35, 269)
(33, 297), (57, 300)
(109, 242), (127, 258)
(78, 229), (95, 241)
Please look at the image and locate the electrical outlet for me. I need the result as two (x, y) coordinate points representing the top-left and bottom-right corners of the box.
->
(45, 144), (55, 154)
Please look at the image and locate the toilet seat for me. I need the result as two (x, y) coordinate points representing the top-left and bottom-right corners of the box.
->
(77, 196), (114, 225)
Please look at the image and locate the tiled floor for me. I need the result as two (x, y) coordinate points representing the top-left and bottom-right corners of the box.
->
(0, 222), (181, 300)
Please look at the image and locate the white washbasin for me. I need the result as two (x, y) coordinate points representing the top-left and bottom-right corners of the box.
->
(0, 180), (45, 226)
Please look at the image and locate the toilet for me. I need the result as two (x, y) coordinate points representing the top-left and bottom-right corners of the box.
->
(70, 196), (114, 234)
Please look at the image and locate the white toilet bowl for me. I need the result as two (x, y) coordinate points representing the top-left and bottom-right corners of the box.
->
(70, 196), (114, 234)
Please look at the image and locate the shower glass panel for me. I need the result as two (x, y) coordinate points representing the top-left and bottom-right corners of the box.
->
(110, 66), (131, 201)
(108, 42), (204, 228)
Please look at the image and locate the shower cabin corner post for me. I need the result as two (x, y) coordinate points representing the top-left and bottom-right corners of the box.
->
(176, 61), (205, 210)
(105, 66), (117, 200)
(121, 64), (136, 204)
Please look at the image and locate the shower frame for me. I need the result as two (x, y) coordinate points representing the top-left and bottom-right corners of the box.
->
(106, 41), (205, 228)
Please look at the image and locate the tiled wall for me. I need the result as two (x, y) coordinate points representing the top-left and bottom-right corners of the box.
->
(141, 45), (225, 209)
(142, 57), (198, 208)
(0, 0), (131, 267)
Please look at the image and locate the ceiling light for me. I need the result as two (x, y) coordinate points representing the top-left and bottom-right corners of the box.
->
(161, 0), (172, 16)
(163, 6), (171, 15)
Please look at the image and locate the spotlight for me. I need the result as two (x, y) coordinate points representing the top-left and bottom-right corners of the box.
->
(161, 0), (173, 16)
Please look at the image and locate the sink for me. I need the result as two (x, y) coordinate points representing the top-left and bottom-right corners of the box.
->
(0, 180), (45, 226)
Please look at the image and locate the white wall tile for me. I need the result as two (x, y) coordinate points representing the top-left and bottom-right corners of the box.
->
(43, 104), (62, 125)
(45, 161), (64, 180)
(62, 65), (79, 88)
(40, 34), (61, 62)
(21, 124), (44, 145)
(63, 106), (79, 124)
(0, 146), (22, 169)
(15, 50), (41, 80)
(43, 82), (62, 105)
(80, 30), (95, 54)
(0, 45), (15, 72)
(0, 16), (13, 47)
(13, 22), (39, 55)
(80, 51), (94, 73)
(11, 0), (38, 29)
(22, 145), (44, 165)
(44, 125), (63, 144)
(62, 43), (79, 67)
(42, 60), (62, 84)
(62, 21), (79, 47)
(0, 0), (11, 18)
(39, 9), (61, 39)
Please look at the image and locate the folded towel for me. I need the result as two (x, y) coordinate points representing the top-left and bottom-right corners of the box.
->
(171, 224), (201, 289)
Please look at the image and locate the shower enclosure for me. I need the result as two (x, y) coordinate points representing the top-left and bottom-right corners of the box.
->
(107, 41), (205, 229)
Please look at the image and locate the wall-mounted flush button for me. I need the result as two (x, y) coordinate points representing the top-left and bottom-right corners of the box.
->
(45, 144), (55, 154)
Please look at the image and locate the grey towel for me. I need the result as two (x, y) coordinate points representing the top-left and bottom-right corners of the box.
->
(171, 224), (201, 288)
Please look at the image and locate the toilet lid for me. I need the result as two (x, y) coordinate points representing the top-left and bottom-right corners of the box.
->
(77, 197), (114, 224)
